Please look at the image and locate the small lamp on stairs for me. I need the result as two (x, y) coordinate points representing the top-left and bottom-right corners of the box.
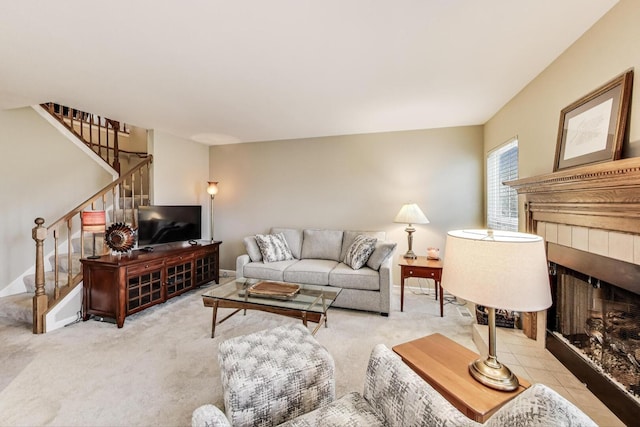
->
(81, 210), (107, 259)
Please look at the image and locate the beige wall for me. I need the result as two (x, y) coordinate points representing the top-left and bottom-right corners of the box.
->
(485, 0), (640, 181)
(210, 126), (484, 280)
(148, 130), (211, 238)
(0, 107), (112, 290)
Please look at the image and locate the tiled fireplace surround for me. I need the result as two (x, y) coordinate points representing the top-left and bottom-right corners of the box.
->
(538, 221), (640, 264)
(507, 157), (640, 425)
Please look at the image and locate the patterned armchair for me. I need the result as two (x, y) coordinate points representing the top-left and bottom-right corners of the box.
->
(193, 338), (596, 427)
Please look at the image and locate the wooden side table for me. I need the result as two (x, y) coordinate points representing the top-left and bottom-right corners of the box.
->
(398, 256), (444, 316)
(392, 333), (530, 423)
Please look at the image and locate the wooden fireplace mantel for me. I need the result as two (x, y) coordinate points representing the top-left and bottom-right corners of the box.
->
(506, 157), (640, 235)
(505, 157), (640, 341)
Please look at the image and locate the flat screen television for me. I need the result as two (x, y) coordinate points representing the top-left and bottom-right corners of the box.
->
(137, 205), (202, 246)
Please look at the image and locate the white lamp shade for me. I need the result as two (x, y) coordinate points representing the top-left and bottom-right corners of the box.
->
(394, 203), (429, 225)
(441, 229), (551, 312)
(207, 181), (219, 196)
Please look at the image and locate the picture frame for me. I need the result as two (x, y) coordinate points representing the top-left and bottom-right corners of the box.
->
(554, 69), (633, 171)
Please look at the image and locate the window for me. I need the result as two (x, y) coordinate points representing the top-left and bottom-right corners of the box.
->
(487, 139), (518, 231)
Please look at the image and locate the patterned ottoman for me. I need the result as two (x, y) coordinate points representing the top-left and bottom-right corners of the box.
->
(218, 323), (336, 427)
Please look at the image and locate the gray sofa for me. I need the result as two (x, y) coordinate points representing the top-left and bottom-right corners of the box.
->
(236, 228), (396, 315)
(193, 342), (597, 427)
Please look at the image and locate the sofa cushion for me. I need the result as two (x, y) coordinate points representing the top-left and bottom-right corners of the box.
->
(280, 392), (384, 427)
(340, 230), (386, 261)
(366, 241), (397, 270)
(243, 260), (299, 282)
(255, 233), (294, 263)
(283, 259), (338, 285)
(271, 227), (303, 259)
(329, 263), (380, 291)
(344, 235), (378, 270)
(364, 345), (478, 427)
(300, 229), (344, 261)
(485, 384), (597, 427)
(243, 236), (263, 262)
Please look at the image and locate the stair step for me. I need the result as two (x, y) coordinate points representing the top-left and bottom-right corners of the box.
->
(119, 195), (149, 209)
(47, 253), (83, 275)
(107, 208), (137, 225)
(0, 293), (33, 324)
(24, 271), (72, 295)
(72, 236), (106, 255)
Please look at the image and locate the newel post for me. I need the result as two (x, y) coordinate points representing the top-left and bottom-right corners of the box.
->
(32, 218), (48, 334)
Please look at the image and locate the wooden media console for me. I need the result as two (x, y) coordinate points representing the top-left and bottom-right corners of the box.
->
(81, 241), (221, 327)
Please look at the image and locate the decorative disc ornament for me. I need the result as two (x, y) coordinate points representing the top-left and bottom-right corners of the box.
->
(105, 223), (136, 252)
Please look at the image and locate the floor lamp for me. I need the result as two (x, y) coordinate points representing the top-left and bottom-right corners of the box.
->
(207, 181), (219, 242)
(394, 203), (429, 259)
(441, 229), (552, 391)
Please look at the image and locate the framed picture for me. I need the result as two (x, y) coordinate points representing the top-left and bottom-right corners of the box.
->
(554, 69), (633, 171)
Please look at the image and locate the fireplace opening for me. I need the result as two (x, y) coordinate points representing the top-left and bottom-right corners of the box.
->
(554, 270), (640, 401)
(547, 242), (640, 423)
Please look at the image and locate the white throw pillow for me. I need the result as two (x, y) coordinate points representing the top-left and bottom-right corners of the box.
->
(255, 233), (294, 263)
(243, 236), (263, 262)
(344, 235), (377, 270)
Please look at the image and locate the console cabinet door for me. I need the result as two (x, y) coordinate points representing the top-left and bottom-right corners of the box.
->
(126, 260), (165, 314)
(166, 253), (195, 298)
(195, 246), (220, 286)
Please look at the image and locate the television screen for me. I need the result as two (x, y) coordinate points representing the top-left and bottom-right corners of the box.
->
(137, 205), (202, 246)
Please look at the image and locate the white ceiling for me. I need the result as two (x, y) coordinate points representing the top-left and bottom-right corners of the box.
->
(1, 1), (618, 145)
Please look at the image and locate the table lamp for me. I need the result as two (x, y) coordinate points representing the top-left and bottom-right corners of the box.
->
(394, 203), (429, 259)
(440, 229), (551, 391)
(81, 210), (107, 259)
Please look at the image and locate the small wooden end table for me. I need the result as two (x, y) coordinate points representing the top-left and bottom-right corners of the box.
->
(398, 257), (444, 316)
(392, 333), (530, 423)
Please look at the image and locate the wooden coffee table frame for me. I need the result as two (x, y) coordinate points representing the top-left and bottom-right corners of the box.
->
(202, 280), (340, 338)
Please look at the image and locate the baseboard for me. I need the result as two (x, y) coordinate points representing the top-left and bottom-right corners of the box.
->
(45, 284), (83, 332)
(220, 269), (235, 279)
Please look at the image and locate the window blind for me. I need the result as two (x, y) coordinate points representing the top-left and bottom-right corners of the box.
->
(487, 139), (518, 231)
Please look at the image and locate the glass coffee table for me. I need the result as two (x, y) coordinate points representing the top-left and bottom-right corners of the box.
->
(202, 277), (342, 338)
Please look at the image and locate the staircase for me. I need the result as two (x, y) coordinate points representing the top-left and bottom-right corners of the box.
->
(41, 102), (130, 173)
(0, 104), (153, 333)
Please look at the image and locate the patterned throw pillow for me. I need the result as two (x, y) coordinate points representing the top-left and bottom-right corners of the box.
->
(344, 235), (378, 270)
(255, 233), (294, 263)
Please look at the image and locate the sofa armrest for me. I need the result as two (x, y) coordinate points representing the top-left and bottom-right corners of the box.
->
(485, 383), (597, 427)
(236, 254), (250, 279)
(363, 344), (479, 427)
(192, 404), (231, 427)
(378, 257), (393, 315)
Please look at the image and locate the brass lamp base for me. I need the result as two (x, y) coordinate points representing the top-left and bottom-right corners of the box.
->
(403, 250), (417, 259)
(403, 225), (417, 259)
(469, 357), (519, 391)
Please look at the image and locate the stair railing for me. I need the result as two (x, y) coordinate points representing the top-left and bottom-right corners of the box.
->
(40, 102), (133, 174)
(31, 156), (152, 334)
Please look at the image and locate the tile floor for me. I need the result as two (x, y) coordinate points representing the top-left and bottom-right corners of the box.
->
(474, 324), (625, 426)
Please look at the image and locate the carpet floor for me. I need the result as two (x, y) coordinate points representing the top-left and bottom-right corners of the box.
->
(0, 279), (475, 427)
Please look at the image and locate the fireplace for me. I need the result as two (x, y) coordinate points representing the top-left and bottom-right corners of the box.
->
(507, 157), (640, 425)
(546, 242), (640, 421)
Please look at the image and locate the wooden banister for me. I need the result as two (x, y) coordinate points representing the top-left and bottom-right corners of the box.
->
(40, 103), (137, 174)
